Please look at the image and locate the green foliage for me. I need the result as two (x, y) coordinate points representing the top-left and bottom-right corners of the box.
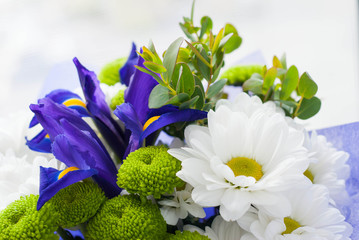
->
(0, 195), (59, 240)
(86, 194), (167, 240)
(134, 5), (242, 112)
(47, 181), (106, 228)
(98, 57), (127, 86)
(242, 55), (321, 120)
(117, 146), (183, 199)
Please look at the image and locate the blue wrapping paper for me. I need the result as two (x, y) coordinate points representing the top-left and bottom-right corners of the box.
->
(318, 122), (359, 238)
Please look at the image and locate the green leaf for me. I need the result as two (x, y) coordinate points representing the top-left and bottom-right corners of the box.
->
(199, 16), (213, 39)
(298, 72), (318, 99)
(143, 61), (167, 73)
(186, 41), (211, 68)
(224, 23), (238, 35)
(148, 40), (162, 65)
(212, 28), (224, 54)
(166, 93), (190, 106)
(203, 102), (214, 111)
(262, 67), (277, 93)
(135, 66), (165, 86)
(224, 34), (242, 54)
(177, 48), (191, 63)
(148, 85), (171, 108)
(207, 79), (227, 98)
(197, 48), (211, 81)
(296, 97), (321, 119)
(280, 53), (287, 69)
(193, 85), (205, 109)
(190, 0), (196, 22)
(242, 78), (263, 95)
(179, 23), (196, 42)
(172, 64), (181, 90)
(179, 96), (199, 109)
(272, 56), (283, 69)
(163, 37), (184, 82)
(177, 63), (195, 96)
(280, 65), (299, 100)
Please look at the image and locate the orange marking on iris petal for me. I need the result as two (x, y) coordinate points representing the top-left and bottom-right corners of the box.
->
(143, 116), (160, 131)
(45, 134), (50, 139)
(62, 99), (87, 108)
(58, 167), (80, 180)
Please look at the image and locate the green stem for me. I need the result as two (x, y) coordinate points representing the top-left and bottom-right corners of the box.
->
(293, 96), (304, 118)
(205, 56), (214, 96)
(57, 227), (74, 240)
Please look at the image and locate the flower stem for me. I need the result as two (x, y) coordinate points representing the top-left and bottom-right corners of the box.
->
(57, 227), (74, 240)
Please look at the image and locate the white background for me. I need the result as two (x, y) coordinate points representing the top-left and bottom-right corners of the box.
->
(0, 0), (358, 129)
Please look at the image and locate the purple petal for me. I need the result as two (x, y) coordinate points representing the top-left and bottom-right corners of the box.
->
(73, 57), (126, 158)
(37, 166), (97, 210)
(140, 109), (207, 142)
(124, 55), (158, 124)
(26, 130), (52, 153)
(119, 42), (138, 86)
(113, 103), (143, 158)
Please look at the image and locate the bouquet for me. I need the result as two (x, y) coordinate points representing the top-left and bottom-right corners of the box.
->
(0, 2), (357, 239)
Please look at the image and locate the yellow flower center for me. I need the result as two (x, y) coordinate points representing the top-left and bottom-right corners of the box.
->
(226, 157), (263, 181)
(304, 169), (314, 183)
(282, 217), (301, 235)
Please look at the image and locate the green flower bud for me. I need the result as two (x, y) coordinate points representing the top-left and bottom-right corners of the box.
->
(48, 181), (106, 228)
(117, 146), (183, 198)
(221, 65), (263, 86)
(98, 57), (127, 86)
(167, 230), (210, 240)
(86, 194), (167, 240)
(0, 195), (58, 240)
(110, 89), (125, 110)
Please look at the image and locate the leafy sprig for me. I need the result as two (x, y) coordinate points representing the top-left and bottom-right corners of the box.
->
(135, 2), (242, 111)
(243, 55), (321, 119)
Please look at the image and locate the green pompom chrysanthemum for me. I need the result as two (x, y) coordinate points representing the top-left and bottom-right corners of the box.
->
(167, 230), (210, 240)
(0, 194), (59, 240)
(110, 89), (125, 110)
(98, 57), (127, 86)
(117, 146), (183, 198)
(48, 181), (106, 228)
(220, 65), (263, 86)
(86, 194), (167, 240)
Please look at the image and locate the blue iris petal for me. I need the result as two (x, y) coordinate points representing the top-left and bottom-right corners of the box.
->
(119, 43), (138, 86)
(124, 55), (158, 124)
(37, 166), (97, 210)
(73, 57), (126, 159)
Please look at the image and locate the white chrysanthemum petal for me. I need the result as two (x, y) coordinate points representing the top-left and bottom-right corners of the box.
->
(304, 131), (351, 205)
(159, 184), (205, 226)
(247, 185), (352, 240)
(0, 149), (63, 210)
(169, 92), (310, 221)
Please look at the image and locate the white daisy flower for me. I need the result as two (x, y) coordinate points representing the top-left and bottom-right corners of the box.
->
(184, 215), (252, 240)
(246, 185), (352, 240)
(169, 92), (309, 221)
(303, 131), (350, 206)
(0, 110), (52, 160)
(0, 149), (64, 210)
(159, 183), (205, 225)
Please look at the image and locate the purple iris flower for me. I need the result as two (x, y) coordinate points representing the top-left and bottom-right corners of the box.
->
(114, 51), (208, 157)
(27, 89), (89, 153)
(30, 98), (121, 209)
(119, 42), (138, 86)
(114, 103), (207, 157)
(74, 58), (126, 159)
